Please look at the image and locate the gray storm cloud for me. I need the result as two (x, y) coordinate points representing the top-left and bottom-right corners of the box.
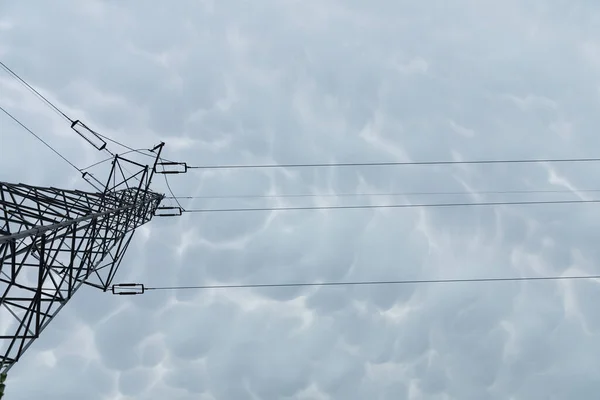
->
(2, 1), (600, 399)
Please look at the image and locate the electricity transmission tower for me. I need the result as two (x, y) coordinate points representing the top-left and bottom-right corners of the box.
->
(0, 146), (165, 374)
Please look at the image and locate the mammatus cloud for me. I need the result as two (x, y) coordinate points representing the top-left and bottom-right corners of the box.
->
(2, 0), (600, 399)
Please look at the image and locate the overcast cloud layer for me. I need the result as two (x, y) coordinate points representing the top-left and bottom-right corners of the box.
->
(2, 1), (600, 399)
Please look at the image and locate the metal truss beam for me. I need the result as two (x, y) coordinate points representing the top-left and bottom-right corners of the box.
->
(0, 147), (164, 373)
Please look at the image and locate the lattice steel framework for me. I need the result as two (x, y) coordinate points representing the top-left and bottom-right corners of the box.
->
(0, 148), (164, 373)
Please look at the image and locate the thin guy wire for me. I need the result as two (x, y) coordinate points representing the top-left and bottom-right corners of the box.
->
(145, 274), (600, 291)
(166, 188), (600, 201)
(186, 157), (600, 170)
(92, 132), (178, 164)
(94, 132), (155, 158)
(183, 198), (600, 213)
(81, 148), (151, 171)
(163, 174), (184, 210)
(0, 105), (80, 172)
(0, 60), (72, 122)
(82, 155), (120, 171)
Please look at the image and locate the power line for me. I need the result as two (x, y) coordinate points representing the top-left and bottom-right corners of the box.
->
(186, 157), (600, 170)
(0, 60), (163, 162)
(0, 105), (81, 172)
(0, 60), (72, 122)
(4, 61), (600, 175)
(166, 188), (600, 201)
(1, 59), (151, 189)
(144, 274), (600, 291)
(182, 198), (600, 213)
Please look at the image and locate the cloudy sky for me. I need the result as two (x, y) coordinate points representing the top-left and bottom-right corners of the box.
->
(2, 0), (600, 399)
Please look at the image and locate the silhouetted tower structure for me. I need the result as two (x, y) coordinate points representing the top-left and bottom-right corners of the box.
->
(0, 146), (165, 373)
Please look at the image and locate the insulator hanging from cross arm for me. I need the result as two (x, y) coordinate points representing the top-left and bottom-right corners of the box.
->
(154, 161), (188, 174)
(154, 206), (183, 217)
(111, 283), (145, 295)
(70, 120), (107, 151)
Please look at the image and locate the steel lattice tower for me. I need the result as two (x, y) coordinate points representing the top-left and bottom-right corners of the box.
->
(0, 147), (165, 373)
